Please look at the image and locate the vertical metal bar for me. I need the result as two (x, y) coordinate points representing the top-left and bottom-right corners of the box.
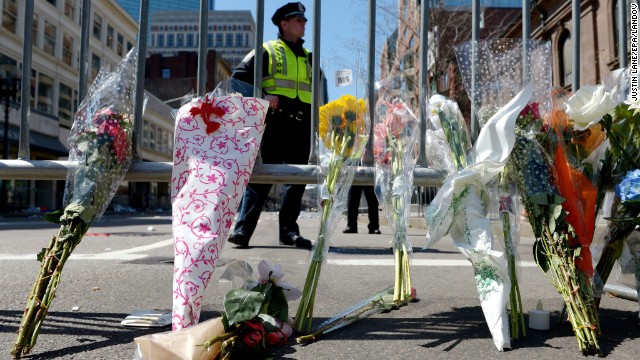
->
(417, 0), (429, 167)
(133, 0), (149, 161)
(253, 0), (264, 98)
(308, 0), (321, 165)
(619, 0), (628, 68)
(522, 0), (530, 84)
(364, 0), (376, 166)
(470, 0), (480, 141)
(18, 0), (35, 160)
(572, 0), (580, 91)
(197, 0), (208, 96)
(79, 0), (91, 101)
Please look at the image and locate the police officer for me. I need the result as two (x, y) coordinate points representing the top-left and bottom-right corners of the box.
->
(228, 2), (313, 249)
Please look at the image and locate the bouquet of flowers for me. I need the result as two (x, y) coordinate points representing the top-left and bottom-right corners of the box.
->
(565, 70), (640, 304)
(11, 49), (139, 358)
(372, 77), (420, 304)
(134, 260), (299, 359)
(294, 93), (369, 333)
(505, 99), (601, 355)
(171, 79), (269, 331)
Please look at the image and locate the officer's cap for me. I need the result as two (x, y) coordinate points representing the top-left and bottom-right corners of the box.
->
(271, 2), (307, 25)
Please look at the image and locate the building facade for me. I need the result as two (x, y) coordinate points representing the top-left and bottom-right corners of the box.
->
(380, 0), (520, 119)
(503, 0), (631, 89)
(0, 0), (175, 213)
(148, 10), (255, 68)
(116, 0), (216, 21)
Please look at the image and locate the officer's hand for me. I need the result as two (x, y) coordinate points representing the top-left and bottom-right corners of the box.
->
(264, 95), (279, 110)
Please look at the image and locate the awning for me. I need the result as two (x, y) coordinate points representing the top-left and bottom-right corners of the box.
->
(0, 126), (69, 156)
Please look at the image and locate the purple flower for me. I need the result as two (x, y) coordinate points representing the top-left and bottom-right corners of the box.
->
(615, 169), (640, 203)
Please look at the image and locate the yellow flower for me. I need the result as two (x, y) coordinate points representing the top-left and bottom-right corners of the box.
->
(318, 94), (368, 158)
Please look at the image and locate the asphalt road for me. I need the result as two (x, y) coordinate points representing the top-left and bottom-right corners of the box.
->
(0, 212), (639, 359)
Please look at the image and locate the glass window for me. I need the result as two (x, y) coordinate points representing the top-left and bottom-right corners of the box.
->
(46, 0), (57, 7)
(62, 33), (73, 66)
(64, 0), (75, 20)
(235, 33), (243, 47)
(177, 34), (184, 47)
(106, 25), (114, 48)
(560, 31), (572, 87)
(150, 124), (157, 150)
(127, 41), (133, 52)
(187, 33), (194, 47)
(93, 13), (102, 40)
(162, 68), (171, 79)
(31, 14), (39, 49)
(167, 34), (174, 47)
(37, 73), (54, 114)
(117, 33), (124, 56)
(225, 33), (233, 47)
(30, 69), (36, 108)
(207, 33), (213, 47)
(1, 0), (18, 33)
(143, 120), (150, 148)
(58, 82), (73, 121)
(91, 53), (101, 80)
(157, 34), (165, 48)
(216, 33), (223, 47)
(43, 21), (57, 57)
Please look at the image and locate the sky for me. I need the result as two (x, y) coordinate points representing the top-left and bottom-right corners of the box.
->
(213, 0), (397, 100)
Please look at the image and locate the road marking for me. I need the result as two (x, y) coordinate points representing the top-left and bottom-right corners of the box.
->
(0, 239), (174, 261)
(324, 259), (539, 267)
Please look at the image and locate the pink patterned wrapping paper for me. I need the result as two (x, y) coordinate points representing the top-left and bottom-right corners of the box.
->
(171, 95), (269, 331)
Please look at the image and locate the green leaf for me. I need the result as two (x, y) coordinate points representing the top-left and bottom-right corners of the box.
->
(36, 247), (48, 263)
(223, 289), (265, 325)
(267, 287), (289, 323)
(533, 240), (549, 273)
(44, 210), (63, 224)
(550, 204), (563, 220)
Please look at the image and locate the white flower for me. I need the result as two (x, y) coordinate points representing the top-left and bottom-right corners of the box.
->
(566, 85), (618, 130)
(257, 260), (302, 301)
(625, 92), (640, 115)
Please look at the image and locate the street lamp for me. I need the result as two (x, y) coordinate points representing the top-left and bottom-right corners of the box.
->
(0, 66), (21, 213)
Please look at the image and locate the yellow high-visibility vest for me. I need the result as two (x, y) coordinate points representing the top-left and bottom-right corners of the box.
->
(262, 40), (312, 104)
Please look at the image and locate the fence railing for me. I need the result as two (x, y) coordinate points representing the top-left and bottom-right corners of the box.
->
(0, 0), (632, 186)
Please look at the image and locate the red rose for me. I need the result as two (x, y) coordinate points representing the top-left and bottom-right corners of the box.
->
(242, 330), (262, 348)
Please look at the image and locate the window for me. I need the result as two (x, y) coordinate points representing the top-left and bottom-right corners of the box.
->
(31, 14), (39, 48)
(2, 0), (18, 33)
(37, 73), (54, 114)
(93, 13), (102, 40)
(46, 0), (57, 7)
(216, 33), (223, 47)
(30, 69), (36, 108)
(157, 34), (165, 47)
(91, 53), (101, 79)
(62, 33), (73, 66)
(117, 33), (124, 56)
(64, 0), (75, 20)
(127, 41), (133, 52)
(143, 120), (150, 148)
(225, 33), (233, 47)
(208, 33), (213, 47)
(58, 82), (73, 122)
(162, 68), (171, 79)
(43, 21), (57, 57)
(106, 25), (114, 48)
(167, 34), (175, 47)
(150, 123), (157, 150)
(177, 34), (184, 47)
(187, 33), (194, 47)
(559, 31), (572, 87)
(235, 33), (243, 47)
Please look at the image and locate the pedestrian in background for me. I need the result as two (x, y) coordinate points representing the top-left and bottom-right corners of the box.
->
(343, 185), (381, 234)
(227, 2), (313, 249)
